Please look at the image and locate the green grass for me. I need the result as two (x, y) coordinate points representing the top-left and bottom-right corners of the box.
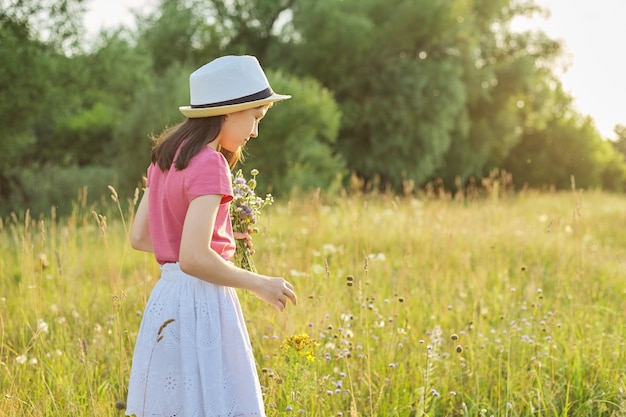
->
(1, 185), (625, 416)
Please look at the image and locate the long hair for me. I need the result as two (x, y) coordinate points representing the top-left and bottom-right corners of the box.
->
(150, 117), (243, 171)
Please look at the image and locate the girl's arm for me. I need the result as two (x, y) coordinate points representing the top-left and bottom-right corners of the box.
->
(179, 194), (297, 312)
(129, 189), (154, 253)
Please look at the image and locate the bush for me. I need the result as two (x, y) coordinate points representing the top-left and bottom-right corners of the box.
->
(243, 70), (346, 197)
(3, 164), (119, 218)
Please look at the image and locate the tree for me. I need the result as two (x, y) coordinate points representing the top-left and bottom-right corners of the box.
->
(438, 15), (564, 187)
(277, 0), (472, 190)
(243, 70), (344, 195)
(111, 62), (191, 197)
(206, 0), (295, 62)
(135, 0), (221, 74)
(503, 114), (608, 190)
(611, 124), (626, 157)
(0, 0), (84, 209)
(270, 0), (566, 192)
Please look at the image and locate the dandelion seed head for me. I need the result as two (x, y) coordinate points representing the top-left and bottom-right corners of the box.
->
(37, 320), (49, 333)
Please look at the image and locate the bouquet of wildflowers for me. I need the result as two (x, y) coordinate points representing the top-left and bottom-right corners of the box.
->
(230, 168), (274, 272)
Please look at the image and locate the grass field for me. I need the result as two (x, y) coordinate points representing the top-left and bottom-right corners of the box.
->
(1, 183), (625, 416)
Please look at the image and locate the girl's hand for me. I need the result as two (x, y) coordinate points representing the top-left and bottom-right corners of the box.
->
(233, 229), (255, 255)
(252, 276), (297, 312)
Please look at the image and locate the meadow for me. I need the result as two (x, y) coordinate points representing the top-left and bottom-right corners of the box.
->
(1, 180), (625, 416)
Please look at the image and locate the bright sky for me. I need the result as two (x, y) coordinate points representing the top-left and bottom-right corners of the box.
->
(83, 0), (626, 140)
(82, 0), (152, 34)
(513, 0), (626, 140)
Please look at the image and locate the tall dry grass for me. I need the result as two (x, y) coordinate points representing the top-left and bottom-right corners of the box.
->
(0, 181), (625, 416)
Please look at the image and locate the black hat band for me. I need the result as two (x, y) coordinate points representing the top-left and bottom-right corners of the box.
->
(191, 88), (274, 109)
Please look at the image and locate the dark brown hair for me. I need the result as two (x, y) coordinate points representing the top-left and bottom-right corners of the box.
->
(150, 117), (243, 171)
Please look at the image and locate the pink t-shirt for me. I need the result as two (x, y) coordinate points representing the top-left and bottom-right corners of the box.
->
(146, 146), (235, 264)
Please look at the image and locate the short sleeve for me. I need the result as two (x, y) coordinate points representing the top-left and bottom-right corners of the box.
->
(184, 148), (233, 203)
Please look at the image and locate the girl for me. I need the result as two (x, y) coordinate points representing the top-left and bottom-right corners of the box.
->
(125, 55), (297, 417)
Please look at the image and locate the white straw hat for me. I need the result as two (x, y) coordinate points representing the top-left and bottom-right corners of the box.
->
(179, 55), (291, 118)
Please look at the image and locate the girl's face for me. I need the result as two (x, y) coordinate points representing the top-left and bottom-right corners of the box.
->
(214, 106), (269, 152)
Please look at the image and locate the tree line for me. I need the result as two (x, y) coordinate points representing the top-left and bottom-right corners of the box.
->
(2, 0), (626, 216)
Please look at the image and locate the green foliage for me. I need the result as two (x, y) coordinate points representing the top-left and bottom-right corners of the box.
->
(3, 0), (626, 215)
(611, 124), (626, 157)
(206, 0), (295, 60)
(51, 102), (119, 166)
(282, 0), (468, 189)
(596, 138), (626, 192)
(277, 0), (571, 191)
(243, 70), (345, 195)
(439, 27), (564, 187)
(0, 164), (118, 217)
(503, 115), (611, 190)
(111, 62), (191, 197)
(0, 0), (84, 205)
(136, 0), (221, 72)
(2, 190), (626, 415)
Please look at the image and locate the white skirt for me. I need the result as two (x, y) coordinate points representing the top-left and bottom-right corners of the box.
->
(125, 263), (265, 417)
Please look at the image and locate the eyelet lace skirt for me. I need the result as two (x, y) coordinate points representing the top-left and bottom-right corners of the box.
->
(125, 263), (265, 417)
